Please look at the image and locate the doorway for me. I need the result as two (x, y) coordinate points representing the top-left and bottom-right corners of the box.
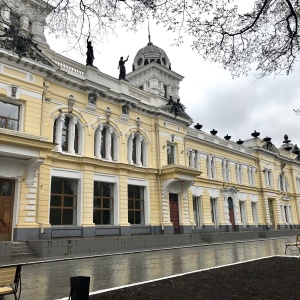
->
(228, 197), (236, 231)
(0, 179), (15, 241)
(169, 193), (180, 234)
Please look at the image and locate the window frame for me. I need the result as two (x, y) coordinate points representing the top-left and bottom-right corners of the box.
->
(239, 200), (247, 227)
(49, 177), (78, 226)
(128, 132), (148, 167)
(193, 196), (202, 228)
(93, 181), (114, 225)
(0, 100), (21, 131)
(167, 143), (176, 165)
(53, 114), (83, 155)
(210, 197), (219, 227)
(128, 185), (145, 225)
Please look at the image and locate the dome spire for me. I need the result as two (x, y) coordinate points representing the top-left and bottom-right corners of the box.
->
(148, 19), (153, 45)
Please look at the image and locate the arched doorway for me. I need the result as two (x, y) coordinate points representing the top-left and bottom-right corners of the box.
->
(228, 196), (236, 231)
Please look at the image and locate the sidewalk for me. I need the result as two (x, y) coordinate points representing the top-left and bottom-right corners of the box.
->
(1, 236), (298, 300)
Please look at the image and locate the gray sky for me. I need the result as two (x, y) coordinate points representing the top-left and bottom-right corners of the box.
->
(45, 20), (300, 149)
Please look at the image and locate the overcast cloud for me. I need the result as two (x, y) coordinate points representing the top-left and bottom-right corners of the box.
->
(45, 20), (300, 149)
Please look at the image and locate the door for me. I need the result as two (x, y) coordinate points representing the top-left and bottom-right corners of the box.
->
(228, 197), (236, 231)
(0, 179), (15, 241)
(169, 193), (180, 234)
(268, 199), (275, 228)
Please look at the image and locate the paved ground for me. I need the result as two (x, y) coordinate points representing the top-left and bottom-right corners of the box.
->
(2, 237), (298, 300)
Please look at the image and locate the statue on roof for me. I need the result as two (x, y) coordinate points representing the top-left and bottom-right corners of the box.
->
(165, 96), (186, 117)
(86, 34), (94, 67)
(118, 55), (129, 80)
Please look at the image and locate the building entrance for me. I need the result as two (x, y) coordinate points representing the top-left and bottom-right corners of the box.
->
(0, 179), (15, 241)
(169, 193), (180, 234)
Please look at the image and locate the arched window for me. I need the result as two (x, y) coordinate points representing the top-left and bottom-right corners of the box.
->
(53, 114), (82, 154)
(95, 124), (118, 161)
(278, 174), (288, 192)
(128, 132), (147, 167)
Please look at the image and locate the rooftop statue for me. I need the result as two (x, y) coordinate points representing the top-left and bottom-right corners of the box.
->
(118, 55), (129, 80)
(166, 96), (186, 117)
(86, 34), (94, 67)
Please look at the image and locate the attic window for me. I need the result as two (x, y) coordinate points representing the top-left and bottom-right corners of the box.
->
(138, 58), (143, 66)
(162, 57), (166, 65)
(144, 59), (149, 66)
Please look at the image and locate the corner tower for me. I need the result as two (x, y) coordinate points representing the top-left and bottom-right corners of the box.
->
(127, 36), (184, 100)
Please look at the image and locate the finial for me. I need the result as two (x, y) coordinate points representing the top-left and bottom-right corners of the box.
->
(148, 19), (152, 45)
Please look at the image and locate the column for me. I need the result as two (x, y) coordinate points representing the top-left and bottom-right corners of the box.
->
(95, 125), (102, 158)
(105, 125), (112, 160)
(127, 133), (134, 164)
(55, 114), (64, 152)
(136, 134), (142, 166)
(68, 116), (77, 154)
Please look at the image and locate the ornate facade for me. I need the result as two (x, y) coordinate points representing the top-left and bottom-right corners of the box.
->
(0, 0), (300, 242)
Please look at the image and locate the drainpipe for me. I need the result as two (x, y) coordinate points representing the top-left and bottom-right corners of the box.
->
(36, 80), (48, 235)
(155, 122), (164, 230)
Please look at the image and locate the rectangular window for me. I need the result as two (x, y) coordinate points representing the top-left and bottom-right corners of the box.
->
(239, 201), (246, 226)
(0, 101), (20, 130)
(284, 206), (289, 223)
(236, 164), (243, 184)
(167, 144), (175, 165)
(210, 197), (219, 227)
(265, 170), (272, 188)
(193, 196), (202, 228)
(128, 185), (144, 224)
(297, 178), (300, 193)
(248, 167), (255, 186)
(93, 182), (114, 225)
(251, 202), (258, 226)
(50, 177), (77, 225)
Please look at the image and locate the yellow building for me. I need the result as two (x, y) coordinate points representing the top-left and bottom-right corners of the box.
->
(0, 0), (300, 243)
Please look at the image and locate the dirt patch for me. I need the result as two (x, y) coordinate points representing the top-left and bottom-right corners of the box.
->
(90, 257), (300, 299)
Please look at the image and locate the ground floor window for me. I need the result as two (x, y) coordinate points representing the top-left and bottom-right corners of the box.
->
(128, 185), (144, 224)
(282, 205), (292, 224)
(239, 201), (246, 226)
(251, 202), (258, 226)
(93, 181), (114, 225)
(50, 177), (77, 225)
(210, 197), (219, 227)
(193, 196), (202, 228)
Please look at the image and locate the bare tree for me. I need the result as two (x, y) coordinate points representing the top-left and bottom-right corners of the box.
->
(1, 0), (300, 77)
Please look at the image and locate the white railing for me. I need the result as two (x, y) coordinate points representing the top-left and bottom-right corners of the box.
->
(51, 54), (86, 76)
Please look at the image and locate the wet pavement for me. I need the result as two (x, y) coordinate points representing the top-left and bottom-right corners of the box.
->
(3, 237), (299, 300)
